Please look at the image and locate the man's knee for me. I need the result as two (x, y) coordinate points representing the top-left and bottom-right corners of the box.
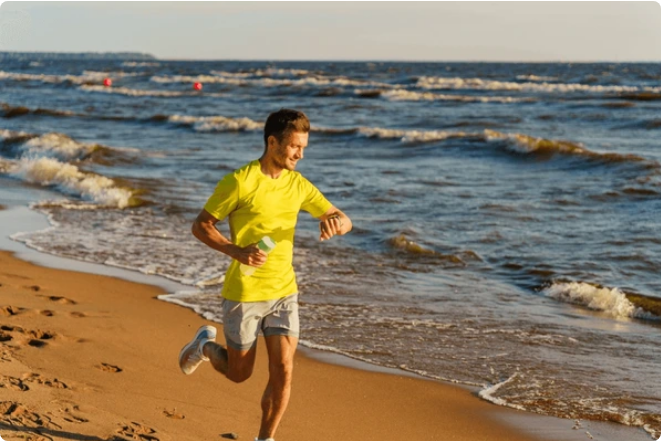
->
(269, 361), (293, 384)
(226, 363), (254, 383)
(227, 370), (252, 384)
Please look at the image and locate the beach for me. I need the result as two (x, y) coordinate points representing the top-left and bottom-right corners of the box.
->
(0, 248), (538, 441)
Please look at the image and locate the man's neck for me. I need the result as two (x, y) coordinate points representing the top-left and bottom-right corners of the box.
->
(258, 156), (284, 179)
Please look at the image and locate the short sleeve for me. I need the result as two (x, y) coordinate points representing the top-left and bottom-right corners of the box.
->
(203, 173), (240, 221)
(300, 176), (333, 218)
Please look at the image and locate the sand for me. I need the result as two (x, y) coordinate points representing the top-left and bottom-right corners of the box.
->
(0, 250), (542, 441)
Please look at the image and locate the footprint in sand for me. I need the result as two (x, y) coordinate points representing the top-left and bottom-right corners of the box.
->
(69, 311), (87, 318)
(39, 309), (55, 317)
(0, 326), (57, 347)
(0, 305), (24, 316)
(96, 363), (123, 373)
(60, 406), (88, 424)
(0, 375), (29, 391)
(0, 400), (57, 430)
(162, 408), (185, 420)
(21, 372), (68, 389)
(38, 295), (77, 305)
(115, 421), (159, 441)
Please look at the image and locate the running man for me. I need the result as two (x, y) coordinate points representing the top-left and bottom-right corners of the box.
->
(179, 108), (352, 441)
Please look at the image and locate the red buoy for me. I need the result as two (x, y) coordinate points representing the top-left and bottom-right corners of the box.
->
(103, 78), (112, 87)
(193, 82), (202, 91)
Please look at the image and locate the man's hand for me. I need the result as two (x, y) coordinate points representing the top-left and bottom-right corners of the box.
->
(233, 243), (268, 267)
(319, 214), (343, 242)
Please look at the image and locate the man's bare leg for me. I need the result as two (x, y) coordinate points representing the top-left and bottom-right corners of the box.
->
(203, 341), (257, 383)
(258, 335), (298, 440)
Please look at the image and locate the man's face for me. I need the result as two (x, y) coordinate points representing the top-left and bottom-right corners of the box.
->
(271, 131), (308, 171)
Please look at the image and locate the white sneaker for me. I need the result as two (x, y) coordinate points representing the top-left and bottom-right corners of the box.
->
(178, 325), (217, 375)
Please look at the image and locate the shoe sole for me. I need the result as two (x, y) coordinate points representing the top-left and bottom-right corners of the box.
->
(178, 325), (217, 374)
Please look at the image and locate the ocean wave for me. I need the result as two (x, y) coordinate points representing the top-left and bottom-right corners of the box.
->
(14, 157), (138, 208)
(0, 129), (109, 163)
(372, 89), (525, 103)
(1, 102), (77, 119)
(356, 127), (479, 143)
(387, 234), (478, 265)
(483, 129), (657, 167)
(122, 61), (160, 67)
(416, 76), (661, 94)
(542, 281), (659, 321)
(515, 75), (559, 82)
(0, 70), (140, 85)
(211, 68), (310, 78)
(152, 73), (391, 89)
(168, 114), (263, 132)
(79, 84), (218, 97)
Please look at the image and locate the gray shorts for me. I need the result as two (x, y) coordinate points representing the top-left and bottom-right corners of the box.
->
(221, 293), (299, 351)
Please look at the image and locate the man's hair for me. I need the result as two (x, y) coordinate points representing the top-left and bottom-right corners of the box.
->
(264, 108), (310, 147)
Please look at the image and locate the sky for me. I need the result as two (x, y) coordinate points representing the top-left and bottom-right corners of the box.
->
(1, 1), (660, 62)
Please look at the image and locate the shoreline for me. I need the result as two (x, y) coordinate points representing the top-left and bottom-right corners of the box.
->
(0, 200), (653, 441)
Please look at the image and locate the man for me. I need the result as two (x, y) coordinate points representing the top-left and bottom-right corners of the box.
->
(179, 108), (352, 441)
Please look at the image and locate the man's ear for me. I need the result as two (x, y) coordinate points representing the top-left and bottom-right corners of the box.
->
(267, 135), (278, 150)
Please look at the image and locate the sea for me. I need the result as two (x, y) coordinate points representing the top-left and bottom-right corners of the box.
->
(1, 54), (659, 439)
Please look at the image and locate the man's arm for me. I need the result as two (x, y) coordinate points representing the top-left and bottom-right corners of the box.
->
(318, 206), (352, 242)
(191, 209), (267, 267)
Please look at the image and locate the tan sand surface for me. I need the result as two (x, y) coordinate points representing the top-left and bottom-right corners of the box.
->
(0, 250), (535, 441)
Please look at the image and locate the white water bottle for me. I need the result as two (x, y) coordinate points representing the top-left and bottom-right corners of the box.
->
(240, 236), (276, 276)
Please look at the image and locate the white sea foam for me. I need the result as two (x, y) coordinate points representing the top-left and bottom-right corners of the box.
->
(0, 70), (138, 85)
(543, 282), (658, 320)
(211, 68), (310, 78)
(79, 85), (194, 97)
(0, 128), (31, 140)
(357, 126), (478, 143)
(168, 114), (262, 132)
(20, 132), (96, 161)
(122, 61), (161, 67)
(377, 89), (523, 103)
(478, 373), (527, 410)
(416, 76), (661, 94)
(15, 157), (134, 208)
(153, 73), (391, 89)
(81, 70), (142, 78)
(516, 75), (558, 82)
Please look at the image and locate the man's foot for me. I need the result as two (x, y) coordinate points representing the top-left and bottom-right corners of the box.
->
(178, 325), (217, 375)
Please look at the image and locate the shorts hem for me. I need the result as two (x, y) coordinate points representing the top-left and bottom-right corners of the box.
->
(225, 336), (257, 351)
(263, 327), (299, 338)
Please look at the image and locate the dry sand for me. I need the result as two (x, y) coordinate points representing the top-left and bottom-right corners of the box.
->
(0, 250), (542, 441)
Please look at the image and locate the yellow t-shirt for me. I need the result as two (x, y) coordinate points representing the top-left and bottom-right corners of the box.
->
(203, 160), (333, 302)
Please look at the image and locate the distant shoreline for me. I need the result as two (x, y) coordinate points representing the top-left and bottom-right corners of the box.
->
(0, 51), (156, 60)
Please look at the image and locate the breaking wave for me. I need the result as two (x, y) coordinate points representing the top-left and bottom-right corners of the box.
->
(0, 70), (141, 85)
(0, 129), (142, 208)
(168, 114), (263, 132)
(13, 157), (138, 208)
(542, 281), (659, 321)
(152, 73), (392, 89)
(370, 89), (525, 103)
(79, 85), (221, 98)
(483, 129), (658, 168)
(416, 76), (661, 94)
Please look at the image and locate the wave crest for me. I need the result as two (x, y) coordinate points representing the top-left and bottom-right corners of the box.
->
(542, 281), (658, 321)
(15, 157), (137, 208)
(168, 114), (262, 132)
